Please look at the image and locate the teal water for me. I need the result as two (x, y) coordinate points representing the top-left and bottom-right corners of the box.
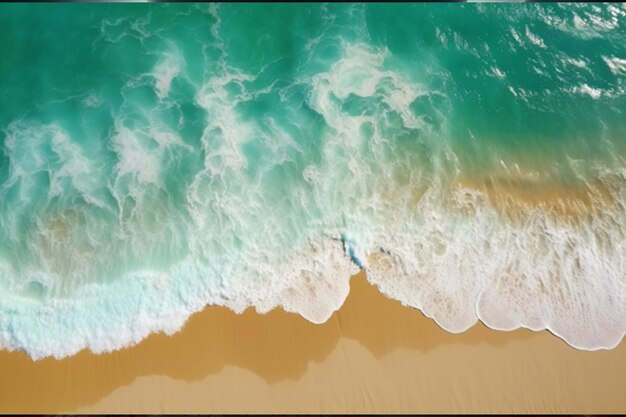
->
(1, 3), (626, 358)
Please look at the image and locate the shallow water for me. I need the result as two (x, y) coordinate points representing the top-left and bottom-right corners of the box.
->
(1, 3), (626, 358)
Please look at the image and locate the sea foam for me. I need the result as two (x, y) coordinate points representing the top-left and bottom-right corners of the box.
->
(1, 3), (626, 359)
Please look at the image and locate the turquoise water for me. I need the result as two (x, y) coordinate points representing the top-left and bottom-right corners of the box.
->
(1, 3), (626, 358)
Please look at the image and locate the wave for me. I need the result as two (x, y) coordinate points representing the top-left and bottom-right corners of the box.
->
(1, 3), (626, 359)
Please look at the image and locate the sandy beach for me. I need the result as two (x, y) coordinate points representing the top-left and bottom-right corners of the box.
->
(2, 3), (626, 415)
(1, 270), (625, 414)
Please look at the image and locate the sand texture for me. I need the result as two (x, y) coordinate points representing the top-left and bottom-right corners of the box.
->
(1, 271), (625, 413)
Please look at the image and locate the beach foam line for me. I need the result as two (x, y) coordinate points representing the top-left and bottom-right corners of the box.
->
(3, 271), (626, 414)
(2, 5), (626, 361)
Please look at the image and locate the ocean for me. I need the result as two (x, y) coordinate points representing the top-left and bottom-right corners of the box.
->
(1, 3), (626, 359)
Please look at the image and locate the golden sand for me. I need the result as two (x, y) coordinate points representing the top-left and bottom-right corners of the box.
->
(454, 168), (621, 223)
(1, 271), (625, 413)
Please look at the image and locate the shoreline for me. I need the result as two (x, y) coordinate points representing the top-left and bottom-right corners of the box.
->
(1, 270), (626, 413)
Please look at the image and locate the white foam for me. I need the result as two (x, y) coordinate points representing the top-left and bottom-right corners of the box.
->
(490, 67), (506, 79)
(82, 94), (102, 108)
(366, 186), (626, 350)
(3, 34), (626, 362)
(153, 54), (181, 99)
(562, 57), (587, 69)
(573, 84), (603, 99)
(111, 124), (162, 184)
(1, 121), (104, 204)
(307, 41), (437, 141)
(587, 9), (620, 31)
(192, 70), (255, 175)
(510, 29), (524, 47)
(602, 56), (626, 76)
(525, 26), (546, 49)
(303, 165), (321, 184)
(556, 7), (623, 40)
(0, 233), (358, 359)
(573, 14), (587, 30)
(238, 237), (359, 324)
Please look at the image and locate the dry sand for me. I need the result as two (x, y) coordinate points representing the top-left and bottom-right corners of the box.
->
(1, 270), (625, 413)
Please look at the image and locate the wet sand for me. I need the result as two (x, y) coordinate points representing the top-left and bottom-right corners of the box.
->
(454, 169), (619, 223)
(1, 270), (625, 413)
